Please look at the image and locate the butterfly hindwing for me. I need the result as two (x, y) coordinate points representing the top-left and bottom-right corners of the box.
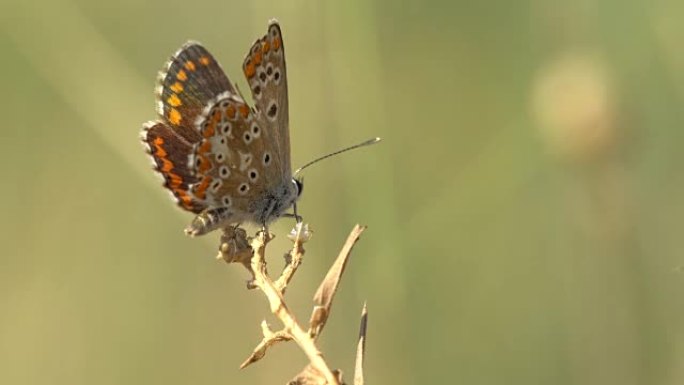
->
(188, 94), (284, 224)
(142, 121), (206, 213)
(145, 41), (240, 215)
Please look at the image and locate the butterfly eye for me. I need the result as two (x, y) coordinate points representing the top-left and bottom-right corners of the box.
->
(294, 178), (304, 197)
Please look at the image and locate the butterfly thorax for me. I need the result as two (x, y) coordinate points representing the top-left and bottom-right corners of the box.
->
(249, 178), (300, 225)
(182, 177), (299, 236)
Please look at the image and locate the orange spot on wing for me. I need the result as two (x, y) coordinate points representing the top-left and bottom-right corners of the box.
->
(202, 110), (221, 137)
(239, 104), (249, 118)
(151, 137), (175, 174)
(273, 37), (281, 51)
(262, 41), (270, 53)
(194, 176), (212, 199)
(199, 56), (210, 65)
(177, 70), (187, 81)
(226, 105), (236, 119)
(199, 140), (212, 154)
(168, 172), (183, 188)
(203, 122), (215, 137)
(161, 158), (174, 172)
(167, 94), (182, 107)
(177, 191), (193, 208)
(170, 82), (183, 93)
(151, 138), (193, 208)
(169, 108), (182, 125)
(244, 60), (256, 78)
(198, 156), (212, 173)
(184, 61), (196, 71)
(253, 51), (262, 65)
(153, 137), (165, 151)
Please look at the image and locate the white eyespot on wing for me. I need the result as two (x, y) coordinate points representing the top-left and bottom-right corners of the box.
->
(265, 63), (274, 79)
(266, 100), (278, 122)
(215, 152), (225, 163)
(238, 183), (250, 196)
(262, 152), (272, 167)
(250, 123), (261, 138)
(219, 165), (231, 179)
(221, 195), (232, 207)
(272, 68), (282, 85)
(219, 121), (232, 138)
(258, 69), (268, 86)
(251, 82), (262, 100)
(247, 168), (259, 183)
(210, 179), (223, 193)
(242, 130), (254, 145)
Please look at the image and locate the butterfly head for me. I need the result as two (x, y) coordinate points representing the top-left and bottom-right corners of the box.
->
(293, 177), (304, 198)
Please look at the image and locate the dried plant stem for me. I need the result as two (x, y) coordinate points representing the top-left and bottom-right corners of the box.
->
(230, 224), (368, 384)
(274, 227), (305, 293)
(248, 232), (340, 385)
(354, 302), (368, 385)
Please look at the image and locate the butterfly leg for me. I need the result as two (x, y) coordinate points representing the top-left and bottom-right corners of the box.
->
(185, 207), (232, 237)
(282, 206), (303, 224)
(292, 202), (303, 223)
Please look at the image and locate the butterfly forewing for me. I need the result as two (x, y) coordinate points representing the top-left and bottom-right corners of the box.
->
(242, 21), (291, 179)
(156, 42), (237, 141)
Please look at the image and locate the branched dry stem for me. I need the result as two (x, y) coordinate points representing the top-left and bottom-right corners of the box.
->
(248, 230), (338, 384)
(273, 224), (307, 293)
(218, 223), (367, 384)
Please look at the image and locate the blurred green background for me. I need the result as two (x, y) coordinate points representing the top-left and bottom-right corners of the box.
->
(2, 0), (683, 384)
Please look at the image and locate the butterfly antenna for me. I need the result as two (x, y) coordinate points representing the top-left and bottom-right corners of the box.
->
(294, 137), (382, 176)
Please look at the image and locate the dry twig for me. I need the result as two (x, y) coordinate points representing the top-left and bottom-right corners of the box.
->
(217, 223), (368, 384)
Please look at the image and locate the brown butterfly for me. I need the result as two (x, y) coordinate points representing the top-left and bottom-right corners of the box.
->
(141, 20), (301, 236)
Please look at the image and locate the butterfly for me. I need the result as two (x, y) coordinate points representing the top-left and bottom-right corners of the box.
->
(141, 20), (301, 236)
